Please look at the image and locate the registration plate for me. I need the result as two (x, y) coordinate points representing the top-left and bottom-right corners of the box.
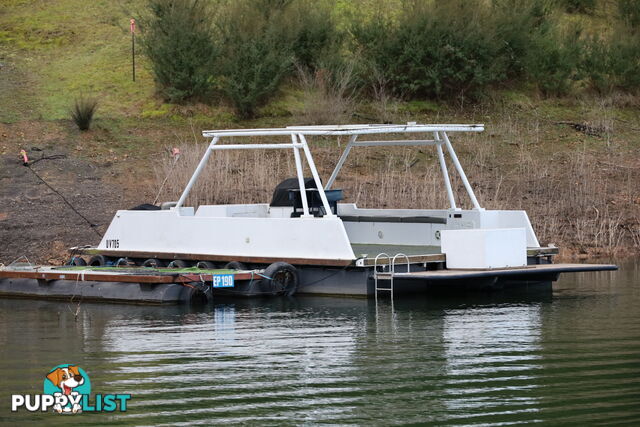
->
(212, 274), (234, 288)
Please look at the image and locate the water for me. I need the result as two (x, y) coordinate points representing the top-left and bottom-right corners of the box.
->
(1, 261), (639, 425)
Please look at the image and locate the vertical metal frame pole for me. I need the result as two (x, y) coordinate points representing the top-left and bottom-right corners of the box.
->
(442, 132), (482, 210)
(291, 134), (311, 217)
(435, 132), (457, 210)
(325, 135), (358, 190)
(298, 134), (335, 217)
(176, 136), (219, 209)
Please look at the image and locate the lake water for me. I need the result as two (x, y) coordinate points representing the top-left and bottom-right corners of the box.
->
(1, 261), (638, 425)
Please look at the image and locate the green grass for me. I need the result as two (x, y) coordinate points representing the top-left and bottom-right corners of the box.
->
(0, 0), (638, 157)
(56, 265), (239, 275)
(0, 0), (154, 121)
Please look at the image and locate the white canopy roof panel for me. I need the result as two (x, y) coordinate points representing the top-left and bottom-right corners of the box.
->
(202, 123), (484, 138)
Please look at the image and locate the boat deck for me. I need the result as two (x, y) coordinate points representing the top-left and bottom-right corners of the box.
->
(352, 244), (560, 267)
(377, 263), (618, 281)
(351, 244), (441, 257)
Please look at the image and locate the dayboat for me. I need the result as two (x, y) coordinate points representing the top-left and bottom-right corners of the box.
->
(63, 123), (616, 297)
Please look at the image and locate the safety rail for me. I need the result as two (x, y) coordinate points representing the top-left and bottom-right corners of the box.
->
(374, 252), (410, 300)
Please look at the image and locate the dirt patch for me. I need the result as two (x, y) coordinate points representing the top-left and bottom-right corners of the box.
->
(0, 146), (149, 265)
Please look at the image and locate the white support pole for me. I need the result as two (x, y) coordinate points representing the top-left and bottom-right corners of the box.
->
(352, 139), (437, 147)
(291, 134), (311, 217)
(435, 132), (457, 210)
(442, 132), (482, 210)
(298, 134), (335, 217)
(175, 136), (219, 209)
(325, 135), (357, 190)
(210, 143), (299, 150)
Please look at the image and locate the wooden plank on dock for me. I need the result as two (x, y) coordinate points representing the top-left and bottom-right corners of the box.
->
(0, 267), (257, 284)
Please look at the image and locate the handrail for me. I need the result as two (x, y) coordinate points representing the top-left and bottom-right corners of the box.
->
(392, 253), (410, 276)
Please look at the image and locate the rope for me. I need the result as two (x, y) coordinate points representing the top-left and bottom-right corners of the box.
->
(153, 149), (181, 205)
(68, 272), (83, 320)
(8, 254), (33, 267)
(23, 161), (103, 238)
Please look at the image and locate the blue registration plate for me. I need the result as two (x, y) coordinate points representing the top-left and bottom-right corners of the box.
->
(212, 274), (234, 288)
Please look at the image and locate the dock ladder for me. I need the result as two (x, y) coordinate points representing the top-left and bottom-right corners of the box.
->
(374, 253), (410, 301)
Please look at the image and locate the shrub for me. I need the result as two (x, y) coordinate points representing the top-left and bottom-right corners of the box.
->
(140, 0), (217, 103)
(285, 0), (343, 71)
(70, 96), (98, 131)
(606, 32), (640, 92)
(524, 25), (583, 96)
(214, 0), (341, 118)
(581, 31), (640, 93)
(352, 1), (508, 99)
(493, 0), (553, 78)
(563, 0), (596, 14)
(619, 0), (640, 28)
(215, 3), (294, 118)
(580, 35), (612, 93)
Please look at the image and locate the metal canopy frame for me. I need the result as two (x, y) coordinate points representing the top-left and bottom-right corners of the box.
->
(176, 124), (485, 216)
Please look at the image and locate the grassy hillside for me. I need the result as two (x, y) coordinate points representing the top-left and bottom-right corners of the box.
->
(0, 0), (154, 122)
(0, 0), (639, 262)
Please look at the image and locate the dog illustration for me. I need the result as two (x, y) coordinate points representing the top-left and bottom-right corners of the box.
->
(46, 366), (85, 413)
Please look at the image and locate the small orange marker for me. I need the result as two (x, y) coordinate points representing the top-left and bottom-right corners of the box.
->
(19, 149), (29, 165)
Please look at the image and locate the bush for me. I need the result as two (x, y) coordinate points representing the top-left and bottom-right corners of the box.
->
(215, 3), (295, 118)
(580, 35), (612, 93)
(493, 0), (553, 78)
(619, 0), (640, 28)
(524, 25), (583, 96)
(140, 0), (217, 103)
(581, 30), (640, 93)
(352, 2), (509, 99)
(286, 0), (343, 70)
(213, 0), (341, 118)
(563, 0), (596, 14)
(70, 96), (98, 131)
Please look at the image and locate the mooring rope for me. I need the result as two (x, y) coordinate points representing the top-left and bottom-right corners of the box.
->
(21, 153), (103, 238)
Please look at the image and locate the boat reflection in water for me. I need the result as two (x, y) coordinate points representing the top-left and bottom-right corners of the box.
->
(1, 265), (638, 424)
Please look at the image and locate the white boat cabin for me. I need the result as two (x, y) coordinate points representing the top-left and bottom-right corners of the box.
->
(97, 124), (540, 268)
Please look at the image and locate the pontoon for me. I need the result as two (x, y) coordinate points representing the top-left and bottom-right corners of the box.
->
(71, 124), (616, 296)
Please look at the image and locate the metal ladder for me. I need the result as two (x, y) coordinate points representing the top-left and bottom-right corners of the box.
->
(374, 253), (410, 301)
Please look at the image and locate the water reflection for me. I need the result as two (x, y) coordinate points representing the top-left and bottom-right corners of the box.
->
(0, 262), (638, 424)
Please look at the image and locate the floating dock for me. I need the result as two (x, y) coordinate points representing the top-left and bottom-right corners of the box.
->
(0, 261), (619, 305)
(0, 265), (257, 305)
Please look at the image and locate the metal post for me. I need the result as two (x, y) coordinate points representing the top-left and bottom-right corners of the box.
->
(298, 134), (335, 217)
(325, 135), (357, 190)
(175, 136), (219, 209)
(130, 18), (136, 82)
(435, 132), (457, 210)
(291, 134), (311, 217)
(442, 132), (482, 210)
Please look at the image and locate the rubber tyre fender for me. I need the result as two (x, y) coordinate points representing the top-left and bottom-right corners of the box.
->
(167, 259), (189, 269)
(88, 255), (108, 266)
(262, 262), (298, 297)
(196, 261), (217, 270)
(224, 261), (246, 271)
(115, 257), (130, 267)
(142, 258), (164, 268)
(67, 256), (87, 266)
